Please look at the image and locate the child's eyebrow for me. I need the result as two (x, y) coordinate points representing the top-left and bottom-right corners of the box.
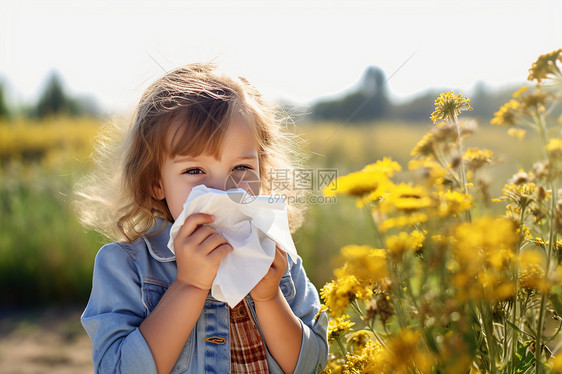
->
(173, 154), (258, 163)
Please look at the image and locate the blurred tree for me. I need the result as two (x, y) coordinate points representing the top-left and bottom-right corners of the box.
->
(0, 82), (9, 119)
(35, 71), (79, 118)
(311, 66), (389, 123)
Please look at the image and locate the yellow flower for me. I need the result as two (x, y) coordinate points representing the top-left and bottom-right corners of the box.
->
(463, 148), (493, 169)
(328, 314), (355, 341)
(527, 48), (562, 83)
(380, 183), (432, 213)
(452, 217), (518, 301)
(346, 330), (376, 353)
(385, 329), (434, 373)
(320, 274), (374, 317)
(477, 271), (515, 301)
(411, 133), (436, 157)
(501, 182), (537, 207)
(512, 86), (528, 98)
(408, 158), (447, 186)
(361, 157), (402, 176)
(437, 190), (472, 217)
(430, 91), (473, 123)
(491, 99), (521, 126)
(549, 353), (562, 373)
(519, 250), (549, 292)
(343, 340), (388, 374)
(323, 158), (400, 200)
(335, 245), (388, 284)
(315, 304), (328, 320)
(385, 230), (424, 262)
(546, 138), (562, 159)
(380, 213), (428, 232)
(507, 128), (526, 141)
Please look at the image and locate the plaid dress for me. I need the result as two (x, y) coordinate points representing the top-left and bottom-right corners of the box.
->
(230, 300), (269, 373)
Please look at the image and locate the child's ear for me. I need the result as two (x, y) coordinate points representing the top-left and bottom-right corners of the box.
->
(153, 180), (165, 200)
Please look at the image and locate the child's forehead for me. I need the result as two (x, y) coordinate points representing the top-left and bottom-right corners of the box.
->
(163, 112), (259, 161)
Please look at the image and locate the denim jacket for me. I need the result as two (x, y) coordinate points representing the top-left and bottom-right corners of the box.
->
(81, 219), (329, 373)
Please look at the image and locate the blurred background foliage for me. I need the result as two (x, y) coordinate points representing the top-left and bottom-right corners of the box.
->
(0, 66), (546, 307)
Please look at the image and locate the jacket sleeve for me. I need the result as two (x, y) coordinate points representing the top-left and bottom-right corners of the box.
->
(286, 255), (329, 373)
(81, 243), (157, 374)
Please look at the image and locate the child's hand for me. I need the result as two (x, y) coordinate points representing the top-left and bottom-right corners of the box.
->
(250, 246), (287, 302)
(173, 213), (233, 291)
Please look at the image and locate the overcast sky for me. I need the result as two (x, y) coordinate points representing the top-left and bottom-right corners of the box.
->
(1, 0), (560, 114)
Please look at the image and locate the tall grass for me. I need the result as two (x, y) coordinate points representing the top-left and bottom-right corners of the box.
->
(0, 117), (538, 305)
(0, 117), (103, 306)
(293, 120), (540, 287)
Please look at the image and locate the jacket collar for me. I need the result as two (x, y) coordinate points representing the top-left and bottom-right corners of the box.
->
(143, 218), (176, 262)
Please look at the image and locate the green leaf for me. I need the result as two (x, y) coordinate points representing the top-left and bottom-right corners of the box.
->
(514, 340), (535, 374)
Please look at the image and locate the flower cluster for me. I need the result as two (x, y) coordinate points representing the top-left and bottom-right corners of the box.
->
(319, 50), (562, 374)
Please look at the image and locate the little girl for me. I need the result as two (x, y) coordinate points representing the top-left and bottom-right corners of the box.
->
(76, 63), (328, 374)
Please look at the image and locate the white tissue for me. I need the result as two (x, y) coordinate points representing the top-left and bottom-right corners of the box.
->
(167, 184), (298, 307)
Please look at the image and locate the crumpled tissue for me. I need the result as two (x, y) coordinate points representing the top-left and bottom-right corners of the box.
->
(167, 184), (298, 308)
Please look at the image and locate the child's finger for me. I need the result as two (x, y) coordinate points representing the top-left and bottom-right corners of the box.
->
(187, 225), (218, 247)
(208, 243), (233, 264)
(271, 246), (287, 270)
(199, 232), (231, 254)
(176, 213), (215, 239)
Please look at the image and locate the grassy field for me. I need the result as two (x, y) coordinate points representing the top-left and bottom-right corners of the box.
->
(0, 117), (540, 304)
(0, 115), (540, 371)
(292, 120), (540, 285)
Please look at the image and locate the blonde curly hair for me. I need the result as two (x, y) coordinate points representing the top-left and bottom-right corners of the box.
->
(74, 63), (308, 242)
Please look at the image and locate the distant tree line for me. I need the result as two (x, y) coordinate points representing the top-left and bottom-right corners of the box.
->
(0, 71), (100, 120)
(308, 66), (531, 124)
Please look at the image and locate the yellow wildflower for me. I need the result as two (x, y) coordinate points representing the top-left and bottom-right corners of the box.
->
(328, 314), (355, 341)
(519, 250), (549, 292)
(320, 274), (374, 316)
(335, 245), (388, 284)
(501, 182), (537, 207)
(411, 133), (436, 157)
(380, 183), (432, 213)
(315, 304), (328, 320)
(408, 158), (447, 186)
(491, 99), (521, 126)
(385, 230), (424, 262)
(452, 217), (518, 301)
(343, 340), (388, 374)
(437, 190), (472, 217)
(521, 89), (548, 113)
(546, 138), (562, 159)
(507, 128), (526, 141)
(380, 212), (428, 232)
(361, 157), (402, 176)
(527, 48), (562, 83)
(346, 330), (375, 353)
(323, 158), (400, 203)
(549, 353), (562, 373)
(512, 86), (528, 98)
(385, 329), (434, 373)
(463, 148), (493, 169)
(430, 91), (473, 123)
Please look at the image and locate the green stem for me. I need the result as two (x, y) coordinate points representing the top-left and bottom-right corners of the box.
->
(335, 335), (347, 357)
(480, 301), (497, 374)
(451, 114), (472, 223)
(534, 110), (556, 374)
(510, 207), (526, 372)
(350, 299), (387, 349)
(363, 206), (385, 248)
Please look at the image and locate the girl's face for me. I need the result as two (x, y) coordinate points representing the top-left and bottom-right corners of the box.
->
(155, 114), (260, 221)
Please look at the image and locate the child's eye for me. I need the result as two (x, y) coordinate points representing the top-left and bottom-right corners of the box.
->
(233, 164), (253, 171)
(182, 168), (204, 175)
